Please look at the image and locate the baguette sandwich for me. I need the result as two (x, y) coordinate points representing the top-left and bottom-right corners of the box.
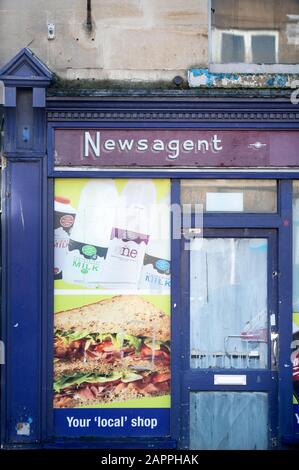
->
(53, 295), (170, 408)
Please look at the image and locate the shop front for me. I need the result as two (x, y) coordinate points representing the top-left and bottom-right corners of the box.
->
(0, 49), (298, 450)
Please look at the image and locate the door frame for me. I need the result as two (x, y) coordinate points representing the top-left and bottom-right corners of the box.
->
(171, 179), (293, 449)
(181, 228), (278, 449)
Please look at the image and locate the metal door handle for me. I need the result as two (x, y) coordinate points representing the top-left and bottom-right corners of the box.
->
(271, 332), (279, 368)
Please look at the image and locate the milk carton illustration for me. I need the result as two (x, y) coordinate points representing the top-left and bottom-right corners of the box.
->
(62, 180), (118, 288)
(138, 193), (171, 293)
(99, 180), (156, 290)
(54, 197), (76, 280)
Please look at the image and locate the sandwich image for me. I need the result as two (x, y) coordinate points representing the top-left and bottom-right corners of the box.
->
(53, 295), (170, 408)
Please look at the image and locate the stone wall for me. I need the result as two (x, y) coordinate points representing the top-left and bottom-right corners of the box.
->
(0, 0), (208, 81)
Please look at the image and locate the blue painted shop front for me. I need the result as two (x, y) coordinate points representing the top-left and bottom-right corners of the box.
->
(0, 48), (298, 449)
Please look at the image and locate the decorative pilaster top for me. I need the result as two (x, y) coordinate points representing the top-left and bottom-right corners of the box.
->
(0, 47), (53, 88)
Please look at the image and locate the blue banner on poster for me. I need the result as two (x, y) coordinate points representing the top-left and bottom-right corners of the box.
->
(294, 404), (299, 433)
(54, 408), (170, 437)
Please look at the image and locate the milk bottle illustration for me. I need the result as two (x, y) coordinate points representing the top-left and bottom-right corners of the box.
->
(99, 180), (156, 290)
(138, 193), (171, 293)
(63, 180), (118, 288)
(54, 197), (76, 280)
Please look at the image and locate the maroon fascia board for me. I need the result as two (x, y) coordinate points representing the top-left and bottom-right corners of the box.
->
(54, 129), (299, 168)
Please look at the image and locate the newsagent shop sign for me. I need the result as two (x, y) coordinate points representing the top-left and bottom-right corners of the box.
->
(53, 129), (299, 167)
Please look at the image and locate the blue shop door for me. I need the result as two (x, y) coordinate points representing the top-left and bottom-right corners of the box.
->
(181, 229), (279, 450)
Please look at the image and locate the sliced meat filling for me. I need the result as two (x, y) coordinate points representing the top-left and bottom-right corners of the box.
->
(54, 370), (170, 407)
(54, 331), (170, 366)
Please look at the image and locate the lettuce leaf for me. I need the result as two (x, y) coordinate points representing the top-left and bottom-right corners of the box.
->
(116, 333), (142, 352)
(54, 372), (123, 392)
(121, 372), (143, 383)
(54, 330), (168, 353)
(55, 330), (91, 344)
(94, 333), (117, 345)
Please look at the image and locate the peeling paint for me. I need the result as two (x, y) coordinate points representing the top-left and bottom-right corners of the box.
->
(16, 422), (30, 436)
(19, 199), (25, 231)
(266, 75), (288, 87)
(188, 68), (299, 88)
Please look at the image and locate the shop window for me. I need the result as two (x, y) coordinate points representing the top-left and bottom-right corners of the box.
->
(211, 0), (299, 71)
(181, 179), (277, 213)
(53, 178), (172, 429)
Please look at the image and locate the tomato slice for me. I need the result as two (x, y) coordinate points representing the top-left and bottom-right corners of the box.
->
(152, 371), (171, 383)
(94, 341), (113, 353)
(140, 344), (170, 360)
(140, 344), (154, 357)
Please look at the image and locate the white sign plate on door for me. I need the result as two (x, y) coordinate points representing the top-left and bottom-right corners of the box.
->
(214, 374), (247, 385)
(206, 192), (244, 212)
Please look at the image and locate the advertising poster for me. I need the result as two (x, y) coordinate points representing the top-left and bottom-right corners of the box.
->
(53, 178), (171, 437)
(293, 313), (299, 434)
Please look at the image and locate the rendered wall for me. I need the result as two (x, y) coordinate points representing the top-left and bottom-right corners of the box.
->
(0, 0), (208, 82)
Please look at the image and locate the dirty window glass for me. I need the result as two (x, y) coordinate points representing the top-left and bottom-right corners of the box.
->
(222, 33), (245, 62)
(190, 238), (268, 369)
(252, 35), (276, 63)
(211, 0), (299, 64)
(190, 392), (268, 450)
(181, 179), (277, 213)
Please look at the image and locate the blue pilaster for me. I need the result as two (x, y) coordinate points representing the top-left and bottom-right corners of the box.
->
(0, 48), (52, 445)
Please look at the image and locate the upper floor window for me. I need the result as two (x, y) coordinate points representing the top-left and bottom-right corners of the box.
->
(210, 0), (299, 72)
